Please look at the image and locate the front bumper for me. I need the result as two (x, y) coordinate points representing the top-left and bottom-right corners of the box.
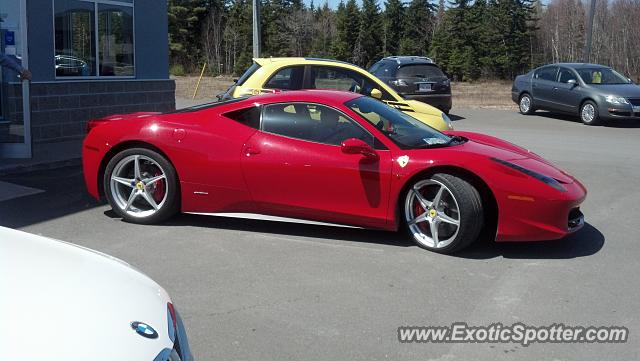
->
(495, 180), (587, 242)
(402, 93), (452, 111)
(599, 102), (640, 120)
(154, 309), (194, 361)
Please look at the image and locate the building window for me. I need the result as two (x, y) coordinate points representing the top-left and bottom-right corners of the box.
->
(54, 0), (134, 78)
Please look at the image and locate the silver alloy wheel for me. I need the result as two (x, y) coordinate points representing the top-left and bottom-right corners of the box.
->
(520, 95), (531, 113)
(581, 103), (595, 123)
(405, 179), (461, 249)
(110, 154), (168, 218)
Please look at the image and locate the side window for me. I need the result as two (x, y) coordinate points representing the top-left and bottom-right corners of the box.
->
(223, 106), (261, 129)
(371, 61), (398, 78)
(558, 68), (577, 83)
(369, 62), (383, 74)
(262, 102), (376, 147)
(264, 66), (304, 90)
(310, 66), (394, 101)
(535, 67), (558, 82)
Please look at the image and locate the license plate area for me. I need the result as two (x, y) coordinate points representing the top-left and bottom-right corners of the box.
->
(418, 83), (432, 92)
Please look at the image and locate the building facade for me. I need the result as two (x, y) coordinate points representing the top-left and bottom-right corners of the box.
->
(0, 0), (174, 159)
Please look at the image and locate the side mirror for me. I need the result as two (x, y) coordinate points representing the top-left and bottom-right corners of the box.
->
(628, 77), (634, 84)
(370, 88), (382, 99)
(567, 79), (577, 87)
(341, 138), (378, 160)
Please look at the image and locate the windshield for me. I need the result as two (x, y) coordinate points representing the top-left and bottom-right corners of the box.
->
(576, 67), (630, 85)
(345, 96), (452, 149)
(397, 64), (445, 79)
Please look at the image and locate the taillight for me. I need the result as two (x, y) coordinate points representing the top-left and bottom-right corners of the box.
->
(390, 79), (408, 86)
(167, 302), (177, 341)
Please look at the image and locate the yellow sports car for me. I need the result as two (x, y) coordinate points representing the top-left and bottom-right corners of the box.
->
(218, 57), (453, 131)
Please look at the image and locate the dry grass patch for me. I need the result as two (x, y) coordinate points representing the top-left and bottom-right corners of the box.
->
(173, 76), (517, 110)
(452, 81), (516, 110)
(173, 75), (235, 100)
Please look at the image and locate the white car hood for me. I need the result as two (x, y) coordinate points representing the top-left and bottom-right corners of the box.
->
(0, 227), (173, 361)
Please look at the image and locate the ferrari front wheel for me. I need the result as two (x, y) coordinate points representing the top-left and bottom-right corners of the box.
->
(404, 174), (483, 254)
(104, 148), (179, 224)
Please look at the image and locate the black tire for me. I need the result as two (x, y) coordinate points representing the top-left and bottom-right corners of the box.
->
(403, 173), (484, 254)
(580, 100), (601, 125)
(518, 93), (535, 115)
(104, 147), (179, 224)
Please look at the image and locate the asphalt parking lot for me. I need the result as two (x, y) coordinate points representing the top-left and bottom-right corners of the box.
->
(1, 108), (639, 360)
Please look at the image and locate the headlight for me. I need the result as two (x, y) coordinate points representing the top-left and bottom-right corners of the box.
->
(442, 113), (454, 130)
(490, 157), (566, 192)
(605, 95), (629, 105)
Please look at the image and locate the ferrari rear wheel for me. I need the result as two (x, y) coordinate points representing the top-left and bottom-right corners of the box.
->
(404, 174), (483, 254)
(104, 148), (179, 224)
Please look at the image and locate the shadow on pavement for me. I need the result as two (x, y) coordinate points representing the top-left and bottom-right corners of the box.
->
(457, 222), (604, 260)
(3, 166), (604, 260)
(534, 111), (640, 128)
(163, 213), (415, 248)
(448, 113), (466, 121)
(0, 165), (100, 229)
(161, 213), (604, 259)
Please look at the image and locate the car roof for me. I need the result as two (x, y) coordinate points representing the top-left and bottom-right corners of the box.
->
(254, 57), (359, 67)
(381, 56), (435, 65)
(253, 57), (368, 72)
(240, 89), (362, 106)
(546, 63), (610, 69)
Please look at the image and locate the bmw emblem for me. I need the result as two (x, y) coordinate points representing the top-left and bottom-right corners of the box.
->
(131, 321), (159, 339)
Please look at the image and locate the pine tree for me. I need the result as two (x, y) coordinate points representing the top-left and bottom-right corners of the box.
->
(400, 0), (436, 56)
(262, 0), (294, 57)
(332, 0), (360, 62)
(354, 0), (383, 67)
(310, 2), (336, 57)
(481, 0), (536, 78)
(223, 0), (253, 74)
(430, 0), (480, 80)
(168, 0), (208, 71)
(436, 0), (445, 27)
(383, 0), (404, 56)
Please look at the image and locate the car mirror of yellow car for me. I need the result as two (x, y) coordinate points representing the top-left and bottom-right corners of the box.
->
(370, 88), (382, 99)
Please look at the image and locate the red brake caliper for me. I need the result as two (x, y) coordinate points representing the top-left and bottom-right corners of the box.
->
(414, 192), (428, 232)
(152, 171), (166, 202)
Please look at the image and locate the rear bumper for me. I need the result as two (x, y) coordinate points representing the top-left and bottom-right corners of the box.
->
(82, 135), (106, 200)
(511, 91), (520, 104)
(401, 93), (452, 111)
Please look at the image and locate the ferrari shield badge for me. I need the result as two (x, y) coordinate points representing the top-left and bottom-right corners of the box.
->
(397, 155), (409, 168)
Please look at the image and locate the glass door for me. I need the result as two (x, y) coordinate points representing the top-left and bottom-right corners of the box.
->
(0, 0), (31, 158)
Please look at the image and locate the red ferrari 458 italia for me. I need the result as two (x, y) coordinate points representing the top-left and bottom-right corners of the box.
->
(83, 90), (586, 253)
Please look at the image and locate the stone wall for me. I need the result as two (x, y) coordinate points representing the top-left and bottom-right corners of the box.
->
(1, 79), (175, 144)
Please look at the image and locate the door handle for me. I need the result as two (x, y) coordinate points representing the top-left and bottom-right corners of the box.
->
(553, 87), (558, 91)
(244, 147), (260, 156)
